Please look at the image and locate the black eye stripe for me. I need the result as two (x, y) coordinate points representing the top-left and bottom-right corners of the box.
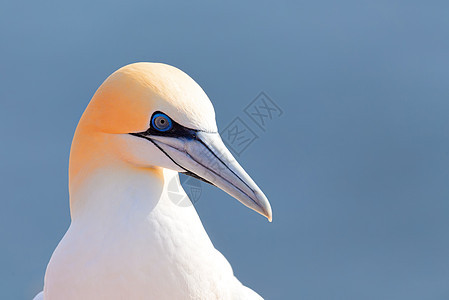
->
(145, 111), (198, 139)
(130, 111), (217, 139)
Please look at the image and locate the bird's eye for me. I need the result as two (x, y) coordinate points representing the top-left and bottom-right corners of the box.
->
(151, 113), (173, 132)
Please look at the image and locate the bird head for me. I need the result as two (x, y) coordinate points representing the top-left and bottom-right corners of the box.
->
(70, 62), (272, 221)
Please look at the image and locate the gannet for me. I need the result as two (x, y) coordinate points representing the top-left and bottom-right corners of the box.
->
(33, 63), (272, 300)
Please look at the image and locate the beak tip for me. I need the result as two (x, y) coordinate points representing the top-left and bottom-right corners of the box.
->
(262, 204), (272, 222)
(254, 192), (272, 222)
(265, 207), (273, 222)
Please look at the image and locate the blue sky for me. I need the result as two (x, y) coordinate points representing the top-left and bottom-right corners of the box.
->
(1, 1), (449, 299)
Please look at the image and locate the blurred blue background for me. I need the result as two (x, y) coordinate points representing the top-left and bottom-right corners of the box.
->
(1, 1), (449, 299)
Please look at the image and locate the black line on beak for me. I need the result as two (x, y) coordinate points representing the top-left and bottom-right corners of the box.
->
(129, 132), (213, 186)
(196, 138), (255, 195)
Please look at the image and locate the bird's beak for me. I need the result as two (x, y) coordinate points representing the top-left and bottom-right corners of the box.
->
(147, 131), (272, 221)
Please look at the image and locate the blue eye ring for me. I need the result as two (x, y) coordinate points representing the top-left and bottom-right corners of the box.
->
(151, 113), (173, 132)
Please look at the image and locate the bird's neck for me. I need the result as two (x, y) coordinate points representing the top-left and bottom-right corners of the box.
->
(66, 138), (218, 272)
(69, 158), (167, 222)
